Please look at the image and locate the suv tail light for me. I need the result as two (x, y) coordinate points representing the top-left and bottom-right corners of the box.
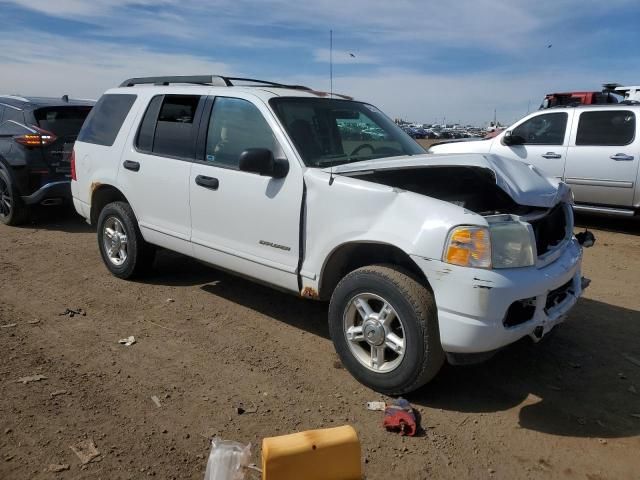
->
(70, 149), (77, 181)
(13, 126), (57, 147)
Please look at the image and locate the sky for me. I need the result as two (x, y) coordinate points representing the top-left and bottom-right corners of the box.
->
(1, 0), (640, 125)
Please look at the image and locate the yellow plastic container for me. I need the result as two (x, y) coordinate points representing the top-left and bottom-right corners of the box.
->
(261, 425), (361, 480)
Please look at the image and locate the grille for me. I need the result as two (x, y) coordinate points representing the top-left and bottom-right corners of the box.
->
(545, 279), (574, 312)
(529, 204), (567, 256)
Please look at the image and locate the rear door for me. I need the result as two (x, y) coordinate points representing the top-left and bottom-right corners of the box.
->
(564, 108), (639, 208)
(491, 111), (572, 179)
(117, 93), (204, 253)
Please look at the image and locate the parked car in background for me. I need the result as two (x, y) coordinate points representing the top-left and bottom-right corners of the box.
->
(0, 95), (94, 225)
(72, 75), (591, 394)
(430, 104), (640, 217)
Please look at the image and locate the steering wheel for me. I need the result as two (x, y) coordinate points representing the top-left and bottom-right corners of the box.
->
(350, 143), (375, 157)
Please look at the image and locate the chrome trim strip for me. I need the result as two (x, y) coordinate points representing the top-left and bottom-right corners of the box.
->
(566, 177), (634, 189)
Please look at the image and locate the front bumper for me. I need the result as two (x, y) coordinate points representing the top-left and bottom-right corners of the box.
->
(22, 181), (71, 205)
(412, 237), (584, 354)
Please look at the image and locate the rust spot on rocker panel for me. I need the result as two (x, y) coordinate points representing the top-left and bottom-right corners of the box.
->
(301, 287), (319, 299)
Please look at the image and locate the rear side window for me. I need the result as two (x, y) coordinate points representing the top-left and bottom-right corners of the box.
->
(78, 94), (136, 146)
(575, 110), (635, 146)
(136, 95), (201, 159)
(34, 106), (92, 137)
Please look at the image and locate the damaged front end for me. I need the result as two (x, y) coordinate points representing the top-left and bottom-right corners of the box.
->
(326, 152), (594, 355)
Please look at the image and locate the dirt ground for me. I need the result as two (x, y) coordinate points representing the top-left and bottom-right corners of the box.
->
(0, 207), (639, 480)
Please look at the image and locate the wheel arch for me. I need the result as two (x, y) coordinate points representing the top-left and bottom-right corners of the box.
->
(318, 241), (431, 301)
(90, 184), (130, 226)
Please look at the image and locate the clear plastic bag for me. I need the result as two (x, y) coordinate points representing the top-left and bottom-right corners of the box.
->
(204, 438), (251, 480)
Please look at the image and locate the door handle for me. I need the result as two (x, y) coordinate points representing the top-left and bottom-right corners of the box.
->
(123, 160), (140, 172)
(195, 175), (219, 190)
(541, 152), (562, 159)
(610, 153), (634, 161)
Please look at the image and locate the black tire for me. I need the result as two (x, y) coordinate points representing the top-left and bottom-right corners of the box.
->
(96, 201), (156, 279)
(0, 168), (29, 226)
(328, 264), (444, 395)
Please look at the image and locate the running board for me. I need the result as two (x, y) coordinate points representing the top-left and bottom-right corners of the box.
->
(572, 204), (635, 217)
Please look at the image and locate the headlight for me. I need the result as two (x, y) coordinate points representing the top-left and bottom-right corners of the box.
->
(443, 223), (534, 269)
(490, 222), (535, 268)
(443, 226), (492, 268)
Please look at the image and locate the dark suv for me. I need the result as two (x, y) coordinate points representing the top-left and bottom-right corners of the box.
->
(0, 95), (94, 225)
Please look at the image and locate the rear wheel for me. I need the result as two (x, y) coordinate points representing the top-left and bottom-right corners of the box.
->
(328, 265), (444, 395)
(0, 169), (29, 226)
(97, 201), (155, 279)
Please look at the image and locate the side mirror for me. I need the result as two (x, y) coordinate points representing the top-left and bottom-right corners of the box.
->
(238, 148), (289, 178)
(502, 130), (525, 146)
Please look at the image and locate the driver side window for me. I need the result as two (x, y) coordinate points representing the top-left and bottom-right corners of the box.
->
(205, 97), (278, 169)
(511, 112), (568, 146)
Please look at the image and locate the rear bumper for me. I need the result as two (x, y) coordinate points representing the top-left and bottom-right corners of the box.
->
(412, 238), (584, 354)
(22, 181), (71, 205)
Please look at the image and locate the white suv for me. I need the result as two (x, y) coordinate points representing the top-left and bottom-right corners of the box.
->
(72, 75), (591, 394)
(429, 104), (640, 217)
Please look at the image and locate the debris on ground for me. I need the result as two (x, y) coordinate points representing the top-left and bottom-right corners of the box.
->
(50, 390), (68, 397)
(47, 463), (70, 472)
(235, 404), (258, 415)
(16, 374), (47, 384)
(366, 401), (386, 411)
(629, 385), (637, 394)
(166, 298), (175, 303)
(27, 319), (40, 325)
(69, 439), (100, 465)
(0, 323), (17, 329)
(59, 308), (86, 318)
(622, 353), (640, 368)
(631, 413), (640, 419)
(204, 438), (251, 480)
(118, 336), (136, 346)
(151, 395), (162, 408)
(383, 398), (418, 436)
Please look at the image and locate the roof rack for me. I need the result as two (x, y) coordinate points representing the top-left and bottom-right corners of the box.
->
(119, 75), (311, 91)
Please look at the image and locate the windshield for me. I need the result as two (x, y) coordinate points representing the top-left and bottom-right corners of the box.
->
(270, 97), (425, 167)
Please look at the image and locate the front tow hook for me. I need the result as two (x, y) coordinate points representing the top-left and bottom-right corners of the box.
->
(575, 229), (596, 248)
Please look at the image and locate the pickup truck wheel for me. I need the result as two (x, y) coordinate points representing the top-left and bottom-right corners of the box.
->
(0, 169), (29, 226)
(97, 201), (155, 279)
(329, 265), (444, 395)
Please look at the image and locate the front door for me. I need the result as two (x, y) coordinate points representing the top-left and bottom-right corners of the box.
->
(491, 111), (572, 179)
(564, 108), (639, 208)
(189, 95), (303, 292)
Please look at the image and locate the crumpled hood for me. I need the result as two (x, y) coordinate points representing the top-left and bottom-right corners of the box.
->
(324, 153), (571, 209)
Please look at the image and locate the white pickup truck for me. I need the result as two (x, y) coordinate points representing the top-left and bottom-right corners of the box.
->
(430, 104), (640, 217)
(71, 76), (591, 394)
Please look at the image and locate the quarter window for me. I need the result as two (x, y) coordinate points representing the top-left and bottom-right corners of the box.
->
(0, 121), (31, 136)
(575, 110), (635, 146)
(205, 97), (277, 169)
(78, 94), (136, 146)
(511, 112), (567, 146)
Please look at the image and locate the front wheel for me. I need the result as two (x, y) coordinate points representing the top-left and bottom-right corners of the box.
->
(97, 201), (155, 279)
(328, 265), (444, 395)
